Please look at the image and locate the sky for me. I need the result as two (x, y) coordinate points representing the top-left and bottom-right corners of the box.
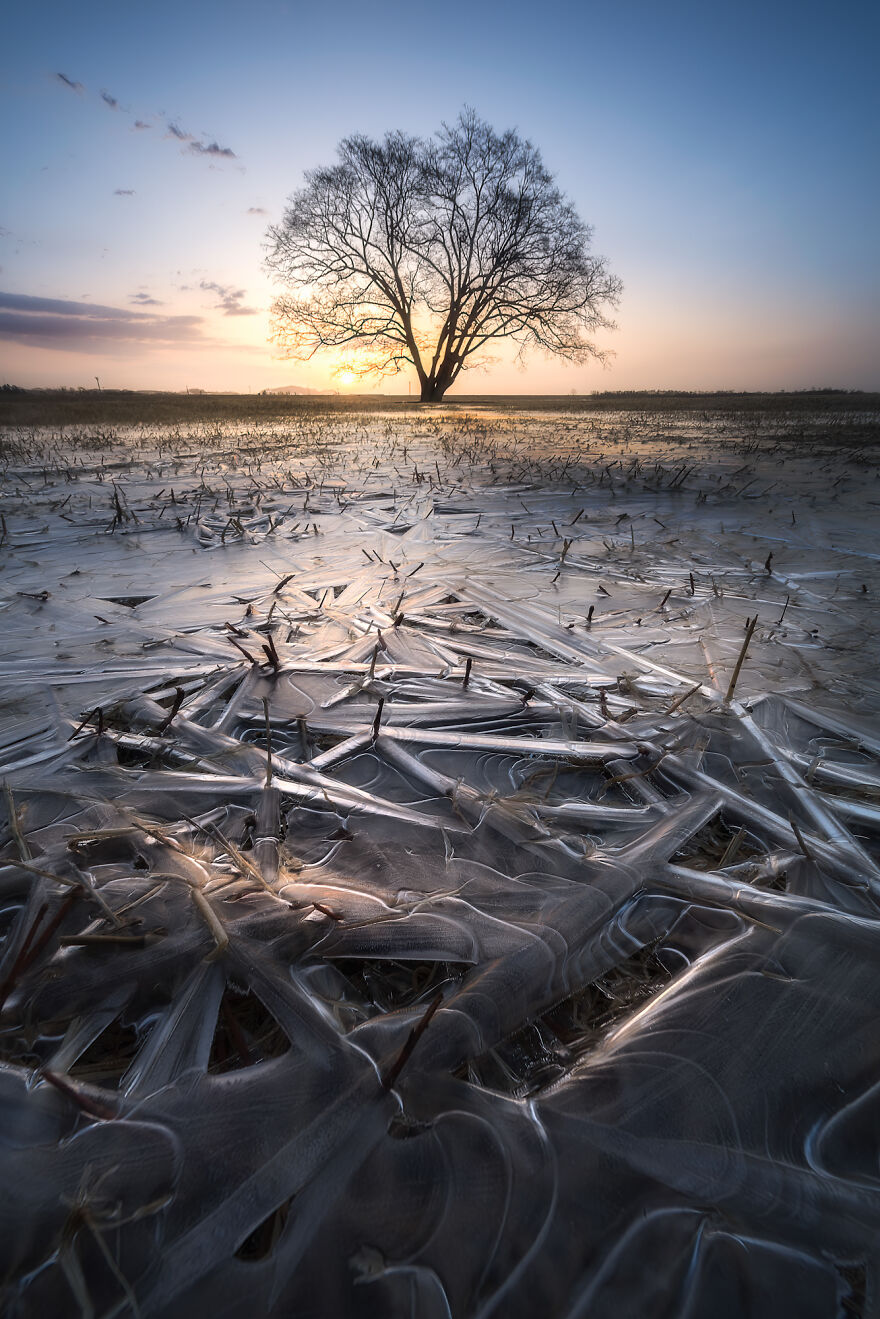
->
(2, 0), (878, 394)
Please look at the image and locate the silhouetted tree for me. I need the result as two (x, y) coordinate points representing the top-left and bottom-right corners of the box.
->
(266, 110), (621, 402)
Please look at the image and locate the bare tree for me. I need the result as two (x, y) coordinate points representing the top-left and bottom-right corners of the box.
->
(266, 110), (622, 402)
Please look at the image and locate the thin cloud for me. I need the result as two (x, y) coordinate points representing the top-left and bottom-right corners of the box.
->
(0, 291), (208, 351)
(56, 73), (84, 94)
(247, 207), (267, 215)
(114, 189), (135, 196)
(189, 140), (236, 159)
(130, 292), (162, 305)
(199, 280), (256, 316)
(50, 87), (237, 162)
(50, 83), (237, 162)
(1, 293), (137, 319)
(163, 119), (236, 160)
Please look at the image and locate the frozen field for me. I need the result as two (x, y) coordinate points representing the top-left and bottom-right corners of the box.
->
(1, 398), (879, 1316)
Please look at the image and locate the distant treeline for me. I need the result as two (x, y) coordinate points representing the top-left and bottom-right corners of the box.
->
(577, 387), (866, 397)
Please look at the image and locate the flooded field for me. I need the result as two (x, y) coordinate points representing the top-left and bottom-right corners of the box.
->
(1, 397), (879, 1316)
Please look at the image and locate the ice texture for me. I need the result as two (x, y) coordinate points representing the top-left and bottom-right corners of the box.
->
(0, 404), (878, 1316)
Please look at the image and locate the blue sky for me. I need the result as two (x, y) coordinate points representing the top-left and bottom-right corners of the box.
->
(2, 0), (878, 392)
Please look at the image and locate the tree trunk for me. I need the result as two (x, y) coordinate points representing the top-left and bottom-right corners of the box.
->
(420, 379), (447, 402)
(420, 356), (458, 402)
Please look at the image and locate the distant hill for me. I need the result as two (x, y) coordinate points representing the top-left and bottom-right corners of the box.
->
(260, 384), (337, 396)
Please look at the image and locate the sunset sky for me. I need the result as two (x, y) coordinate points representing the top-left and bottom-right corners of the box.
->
(2, 0), (878, 394)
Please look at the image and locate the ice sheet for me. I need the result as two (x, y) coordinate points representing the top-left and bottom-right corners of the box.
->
(0, 404), (879, 1316)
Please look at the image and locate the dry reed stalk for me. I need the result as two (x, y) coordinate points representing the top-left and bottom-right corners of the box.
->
(3, 783), (31, 860)
(665, 684), (701, 715)
(725, 615), (759, 704)
(382, 990), (444, 1091)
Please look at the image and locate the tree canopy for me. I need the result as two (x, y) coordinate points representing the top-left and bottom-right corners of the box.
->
(266, 110), (622, 401)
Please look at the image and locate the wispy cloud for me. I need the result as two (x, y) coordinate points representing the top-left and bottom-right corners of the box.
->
(0, 291), (207, 351)
(247, 206), (267, 215)
(130, 291), (162, 305)
(114, 189), (135, 197)
(56, 72), (84, 94)
(49, 77), (238, 163)
(189, 140), (236, 159)
(199, 280), (256, 316)
(163, 120), (237, 160)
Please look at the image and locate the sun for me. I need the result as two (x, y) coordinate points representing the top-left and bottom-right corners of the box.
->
(334, 367), (357, 387)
